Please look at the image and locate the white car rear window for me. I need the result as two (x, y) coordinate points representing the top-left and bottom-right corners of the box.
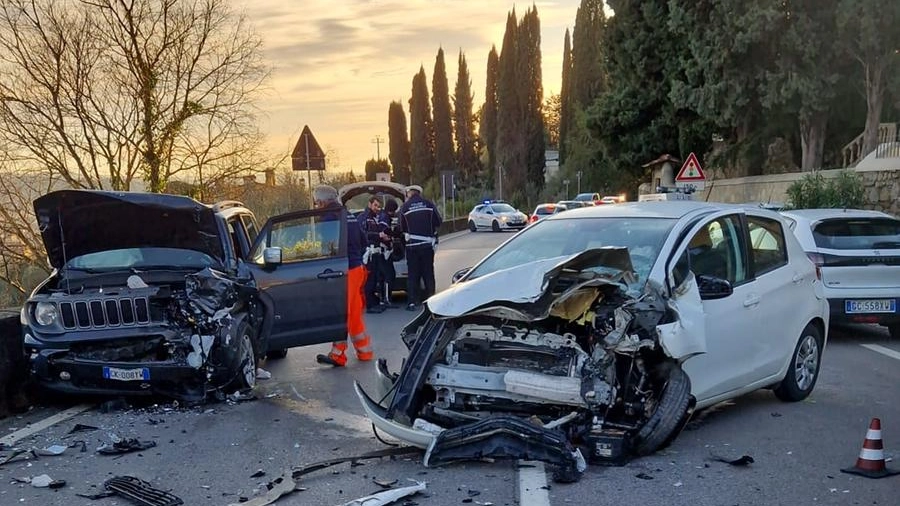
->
(812, 217), (900, 250)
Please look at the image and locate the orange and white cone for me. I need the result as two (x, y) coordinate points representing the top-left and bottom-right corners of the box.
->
(841, 418), (900, 478)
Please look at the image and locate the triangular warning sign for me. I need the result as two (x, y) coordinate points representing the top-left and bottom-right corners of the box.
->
(675, 152), (706, 181)
(291, 125), (326, 171)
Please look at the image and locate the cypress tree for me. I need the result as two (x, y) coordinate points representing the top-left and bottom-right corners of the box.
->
(495, 9), (523, 198)
(560, 28), (573, 163)
(388, 101), (411, 185)
(432, 47), (455, 178)
(572, 0), (607, 109)
(409, 66), (434, 185)
(454, 50), (480, 183)
(479, 46), (500, 185)
(520, 6), (545, 193)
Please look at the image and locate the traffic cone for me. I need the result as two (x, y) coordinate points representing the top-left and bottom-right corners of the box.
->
(841, 418), (900, 478)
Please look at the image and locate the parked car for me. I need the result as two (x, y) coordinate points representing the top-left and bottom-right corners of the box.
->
(529, 203), (566, 224)
(599, 195), (623, 205)
(22, 190), (353, 400)
(781, 208), (900, 338)
(355, 201), (828, 481)
(468, 200), (528, 232)
(573, 192), (600, 205)
(338, 181), (409, 292)
(555, 200), (588, 210)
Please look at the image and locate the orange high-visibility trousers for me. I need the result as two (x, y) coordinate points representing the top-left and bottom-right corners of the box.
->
(325, 265), (374, 364)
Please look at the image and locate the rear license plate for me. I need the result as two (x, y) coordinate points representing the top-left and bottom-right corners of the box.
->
(845, 299), (896, 314)
(103, 367), (150, 381)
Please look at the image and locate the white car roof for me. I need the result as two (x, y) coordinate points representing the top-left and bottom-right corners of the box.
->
(546, 200), (764, 221)
(780, 208), (896, 223)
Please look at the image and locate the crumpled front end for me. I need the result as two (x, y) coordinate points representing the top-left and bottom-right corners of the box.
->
(356, 248), (698, 481)
(24, 267), (258, 400)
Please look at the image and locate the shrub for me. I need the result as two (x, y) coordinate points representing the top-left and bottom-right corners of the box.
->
(785, 170), (864, 209)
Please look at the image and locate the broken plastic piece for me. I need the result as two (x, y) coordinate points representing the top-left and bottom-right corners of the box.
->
(373, 478), (398, 488)
(711, 454), (754, 466)
(31, 474), (54, 487)
(97, 439), (157, 455)
(339, 480), (426, 506)
(77, 490), (117, 500)
(256, 367), (272, 380)
(104, 476), (183, 506)
(35, 444), (68, 456)
(227, 471), (295, 506)
(250, 469), (266, 478)
(67, 424), (99, 434)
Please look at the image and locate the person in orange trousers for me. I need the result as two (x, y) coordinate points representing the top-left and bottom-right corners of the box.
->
(314, 185), (374, 367)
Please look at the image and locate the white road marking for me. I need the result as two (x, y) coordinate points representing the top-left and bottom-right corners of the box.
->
(861, 344), (900, 361)
(0, 404), (93, 446)
(518, 461), (551, 506)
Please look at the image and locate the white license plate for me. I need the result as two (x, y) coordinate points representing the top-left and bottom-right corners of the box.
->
(845, 299), (896, 314)
(103, 367), (150, 381)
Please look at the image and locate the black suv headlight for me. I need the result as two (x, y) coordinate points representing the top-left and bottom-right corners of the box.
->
(33, 301), (59, 326)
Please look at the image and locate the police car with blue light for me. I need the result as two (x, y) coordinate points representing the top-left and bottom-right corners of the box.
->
(467, 200), (529, 232)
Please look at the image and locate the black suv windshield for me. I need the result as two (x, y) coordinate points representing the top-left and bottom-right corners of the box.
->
(467, 216), (677, 287)
(67, 247), (218, 271)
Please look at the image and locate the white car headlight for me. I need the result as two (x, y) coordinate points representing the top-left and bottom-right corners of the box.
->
(501, 216), (508, 221)
(34, 302), (58, 326)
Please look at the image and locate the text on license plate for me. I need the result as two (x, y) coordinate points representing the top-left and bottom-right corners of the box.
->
(103, 367), (150, 381)
(845, 299), (896, 314)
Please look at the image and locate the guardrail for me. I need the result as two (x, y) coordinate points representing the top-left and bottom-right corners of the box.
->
(438, 217), (470, 236)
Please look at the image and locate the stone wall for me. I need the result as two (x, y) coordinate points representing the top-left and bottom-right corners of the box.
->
(697, 166), (900, 215)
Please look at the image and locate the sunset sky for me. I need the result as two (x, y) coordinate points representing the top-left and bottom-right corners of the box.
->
(238, 0), (585, 173)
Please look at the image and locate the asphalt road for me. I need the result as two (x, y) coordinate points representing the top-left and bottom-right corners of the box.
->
(1, 230), (899, 506)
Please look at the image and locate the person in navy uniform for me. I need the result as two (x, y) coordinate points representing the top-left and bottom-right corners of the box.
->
(359, 196), (389, 313)
(398, 185), (442, 311)
(377, 198), (400, 306)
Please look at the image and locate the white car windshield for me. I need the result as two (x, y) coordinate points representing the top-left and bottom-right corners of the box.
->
(467, 217), (678, 287)
(490, 203), (517, 213)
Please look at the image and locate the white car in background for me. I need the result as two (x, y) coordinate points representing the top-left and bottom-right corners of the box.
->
(781, 208), (900, 338)
(468, 200), (528, 232)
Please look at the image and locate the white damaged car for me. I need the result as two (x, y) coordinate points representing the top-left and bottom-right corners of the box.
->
(355, 201), (829, 482)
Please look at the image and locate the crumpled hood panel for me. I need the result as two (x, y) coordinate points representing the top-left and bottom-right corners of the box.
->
(426, 248), (636, 320)
(34, 190), (224, 268)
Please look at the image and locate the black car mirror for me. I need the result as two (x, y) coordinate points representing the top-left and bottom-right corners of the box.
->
(697, 274), (733, 300)
(263, 247), (283, 266)
(451, 267), (471, 284)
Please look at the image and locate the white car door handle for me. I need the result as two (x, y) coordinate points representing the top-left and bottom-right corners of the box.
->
(792, 273), (804, 284)
(743, 295), (761, 307)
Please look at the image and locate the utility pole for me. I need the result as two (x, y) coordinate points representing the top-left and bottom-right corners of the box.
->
(563, 179), (570, 199)
(497, 164), (503, 200)
(577, 170), (582, 195)
(372, 135), (384, 160)
(305, 132), (313, 207)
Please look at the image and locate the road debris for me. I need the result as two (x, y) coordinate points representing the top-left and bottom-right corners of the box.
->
(97, 438), (157, 455)
(340, 480), (426, 506)
(227, 470), (295, 506)
(34, 444), (68, 456)
(251, 469), (266, 478)
(635, 472), (654, 480)
(711, 454), (754, 466)
(104, 476), (183, 506)
(67, 424), (99, 434)
(373, 478), (398, 488)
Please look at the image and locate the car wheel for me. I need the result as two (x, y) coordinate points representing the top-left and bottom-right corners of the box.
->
(889, 323), (900, 340)
(774, 323), (823, 402)
(631, 361), (693, 456)
(468, 220), (477, 232)
(491, 220), (500, 232)
(231, 323), (257, 391)
(266, 348), (288, 360)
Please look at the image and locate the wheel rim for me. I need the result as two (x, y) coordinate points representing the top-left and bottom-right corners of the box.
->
(239, 334), (256, 389)
(794, 334), (819, 391)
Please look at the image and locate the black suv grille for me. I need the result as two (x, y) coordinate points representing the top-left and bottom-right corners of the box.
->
(59, 297), (151, 329)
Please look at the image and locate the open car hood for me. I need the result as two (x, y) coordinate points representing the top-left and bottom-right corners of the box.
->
(427, 248), (637, 321)
(34, 190), (224, 269)
(338, 181), (407, 205)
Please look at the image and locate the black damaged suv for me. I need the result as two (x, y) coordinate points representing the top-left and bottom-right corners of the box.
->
(21, 190), (351, 400)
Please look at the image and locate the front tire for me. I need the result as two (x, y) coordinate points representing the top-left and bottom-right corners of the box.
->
(631, 362), (694, 456)
(266, 349), (288, 360)
(231, 323), (257, 391)
(468, 220), (477, 232)
(491, 220), (501, 232)
(774, 323), (822, 402)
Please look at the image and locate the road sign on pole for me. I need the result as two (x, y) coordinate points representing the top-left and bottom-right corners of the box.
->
(675, 152), (706, 190)
(292, 125), (326, 208)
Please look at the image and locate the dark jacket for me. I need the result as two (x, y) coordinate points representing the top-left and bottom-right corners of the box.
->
(399, 194), (443, 248)
(323, 202), (365, 269)
(358, 208), (384, 246)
